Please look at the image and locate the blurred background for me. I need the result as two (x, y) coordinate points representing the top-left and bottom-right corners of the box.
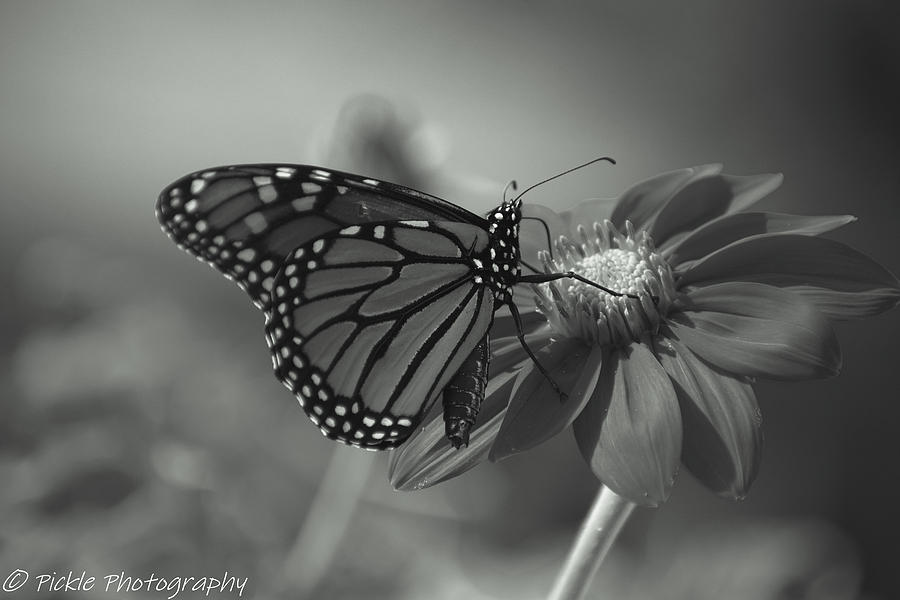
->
(2, 1), (899, 598)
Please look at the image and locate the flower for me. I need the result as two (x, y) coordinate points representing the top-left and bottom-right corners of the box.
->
(389, 165), (900, 506)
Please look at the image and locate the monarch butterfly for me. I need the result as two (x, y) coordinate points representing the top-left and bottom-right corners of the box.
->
(156, 160), (629, 450)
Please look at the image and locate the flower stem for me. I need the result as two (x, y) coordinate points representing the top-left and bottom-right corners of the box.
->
(280, 446), (377, 594)
(547, 485), (636, 600)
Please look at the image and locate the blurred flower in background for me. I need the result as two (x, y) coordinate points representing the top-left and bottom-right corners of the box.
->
(391, 165), (900, 507)
(313, 93), (450, 194)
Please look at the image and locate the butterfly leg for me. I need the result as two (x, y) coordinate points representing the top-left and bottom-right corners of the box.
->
(507, 301), (568, 401)
(518, 272), (639, 298)
(442, 335), (490, 449)
(519, 272), (658, 304)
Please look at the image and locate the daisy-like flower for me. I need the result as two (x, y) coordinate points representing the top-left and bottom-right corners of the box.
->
(390, 164), (900, 506)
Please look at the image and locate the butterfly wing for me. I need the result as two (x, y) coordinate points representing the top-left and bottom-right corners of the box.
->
(266, 220), (496, 449)
(156, 164), (486, 311)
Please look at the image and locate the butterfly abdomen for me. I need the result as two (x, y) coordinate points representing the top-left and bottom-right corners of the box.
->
(442, 336), (491, 448)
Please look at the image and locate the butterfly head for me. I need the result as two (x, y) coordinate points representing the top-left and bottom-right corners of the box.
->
(487, 198), (521, 242)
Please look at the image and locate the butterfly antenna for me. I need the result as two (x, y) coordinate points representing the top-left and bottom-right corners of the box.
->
(514, 156), (616, 202)
(502, 179), (518, 204)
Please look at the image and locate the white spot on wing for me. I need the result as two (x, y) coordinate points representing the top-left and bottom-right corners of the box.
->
(244, 212), (268, 233)
(258, 185), (277, 203)
(190, 179), (206, 194)
(291, 196), (316, 212)
(237, 248), (256, 262)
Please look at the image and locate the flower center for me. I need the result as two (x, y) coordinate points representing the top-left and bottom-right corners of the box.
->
(531, 219), (675, 347)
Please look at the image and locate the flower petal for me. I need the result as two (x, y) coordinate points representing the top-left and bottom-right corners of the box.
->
(610, 164), (723, 232)
(491, 306), (550, 341)
(650, 172), (784, 249)
(783, 285), (900, 321)
(520, 202), (568, 265)
(490, 328), (554, 376)
(665, 212), (857, 268)
(573, 340), (682, 507)
(389, 368), (521, 491)
(556, 196), (618, 234)
(490, 341), (600, 461)
(677, 234), (900, 319)
(654, 336), (762, 499)
(669, 282), (841, 380)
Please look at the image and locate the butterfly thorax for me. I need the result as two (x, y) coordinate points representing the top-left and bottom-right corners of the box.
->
(472, 199), (522, 301)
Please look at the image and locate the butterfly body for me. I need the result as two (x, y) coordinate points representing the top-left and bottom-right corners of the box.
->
(442, 336), (491, 449)
(157, 164), (525, 449)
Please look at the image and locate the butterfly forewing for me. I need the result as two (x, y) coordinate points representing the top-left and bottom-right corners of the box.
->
(266, 220), (495, 448)
(156, 164), (486, 311)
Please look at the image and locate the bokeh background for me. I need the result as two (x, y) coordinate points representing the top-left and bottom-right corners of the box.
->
(2, 1), (899, 598)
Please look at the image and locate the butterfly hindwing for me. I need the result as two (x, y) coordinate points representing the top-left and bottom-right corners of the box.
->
(265, 220), (496, 448)
(156, 164), (487, 311)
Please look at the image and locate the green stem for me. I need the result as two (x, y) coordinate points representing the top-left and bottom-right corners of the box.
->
(547, 485), (636, 600)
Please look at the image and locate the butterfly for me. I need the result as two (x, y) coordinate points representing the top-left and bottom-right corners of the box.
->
(156, 161), (624, 450)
